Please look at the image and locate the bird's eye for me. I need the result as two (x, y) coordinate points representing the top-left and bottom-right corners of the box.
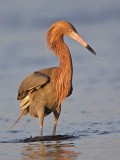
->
(69, 30), (73, 34)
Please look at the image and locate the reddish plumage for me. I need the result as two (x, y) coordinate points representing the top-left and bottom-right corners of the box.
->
(13, 20), (96, 136)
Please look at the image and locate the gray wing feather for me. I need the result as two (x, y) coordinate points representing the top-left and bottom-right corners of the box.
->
(17, 71), (50, 100)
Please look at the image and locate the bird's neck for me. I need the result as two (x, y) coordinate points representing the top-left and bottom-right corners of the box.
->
(53, 39), (73, 102)
(59, 42), (73, 78)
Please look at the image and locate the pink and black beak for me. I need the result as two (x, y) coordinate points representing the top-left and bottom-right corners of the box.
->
(70, 31), (96, 55)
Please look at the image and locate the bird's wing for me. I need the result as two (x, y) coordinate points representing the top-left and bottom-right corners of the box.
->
(17, 71), (50, 100)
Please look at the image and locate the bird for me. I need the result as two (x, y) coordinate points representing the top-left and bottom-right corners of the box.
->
(14, 20), (96, 137)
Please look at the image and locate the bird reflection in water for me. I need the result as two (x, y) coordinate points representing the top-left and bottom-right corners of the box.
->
(21, 141), (80, 160)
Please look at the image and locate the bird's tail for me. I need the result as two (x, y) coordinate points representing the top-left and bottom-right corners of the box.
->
(9, 110), (27, 130)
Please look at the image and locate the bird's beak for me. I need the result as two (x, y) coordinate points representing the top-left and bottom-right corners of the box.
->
(72, 32), (96, 55)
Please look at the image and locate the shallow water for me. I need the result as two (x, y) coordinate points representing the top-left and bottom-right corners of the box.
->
(0, 0), (120, 159)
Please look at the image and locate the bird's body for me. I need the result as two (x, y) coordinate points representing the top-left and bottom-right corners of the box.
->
(15, 21), (96, 136)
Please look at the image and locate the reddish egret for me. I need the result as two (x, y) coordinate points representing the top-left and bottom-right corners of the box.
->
(16, 21), (96, 136)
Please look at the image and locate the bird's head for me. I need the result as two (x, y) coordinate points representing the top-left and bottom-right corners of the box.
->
(47, 20), (96, 55)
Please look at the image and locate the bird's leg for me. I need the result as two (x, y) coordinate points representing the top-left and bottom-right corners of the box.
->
(52, 105), (61, 136)
(38, 106), (45, 137)
(39, 117), (44, 137)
